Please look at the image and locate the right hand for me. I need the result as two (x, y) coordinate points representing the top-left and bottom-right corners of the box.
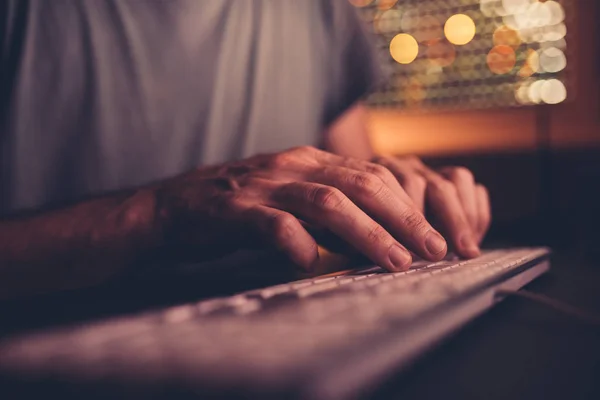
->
(155, 146), (448, 272)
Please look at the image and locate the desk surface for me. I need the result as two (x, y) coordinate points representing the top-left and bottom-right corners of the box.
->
(372, 252), (600, 400)
(1, 251), (599, 399)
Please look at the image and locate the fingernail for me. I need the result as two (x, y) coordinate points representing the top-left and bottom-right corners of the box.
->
(425, 231), (447, 255)
(460, 233), (481, 257)
(389, 245), (412, 271)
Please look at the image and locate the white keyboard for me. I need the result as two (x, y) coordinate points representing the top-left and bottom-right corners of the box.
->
(0, 247), (550, 399)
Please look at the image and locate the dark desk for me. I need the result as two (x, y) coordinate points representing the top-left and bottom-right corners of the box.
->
(372, 252), (600, 400)
(1, 252), (599, 399)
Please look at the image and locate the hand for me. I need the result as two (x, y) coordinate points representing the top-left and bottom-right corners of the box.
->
(155, 146), (449, 272)
(372, 156), (491, 258)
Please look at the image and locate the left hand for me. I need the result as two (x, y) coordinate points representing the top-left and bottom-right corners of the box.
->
(372, 155), (491, 259)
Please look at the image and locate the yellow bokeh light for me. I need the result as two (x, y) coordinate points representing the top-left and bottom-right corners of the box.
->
(348, 0), (374, 7)
(493, 25), (521, 49)
(376, 0), (397, 11)
(444, 14), (476, 46)
(518, 49), (540, 78)
(487, 45), (516, 74)
(390, 33), (419, 64)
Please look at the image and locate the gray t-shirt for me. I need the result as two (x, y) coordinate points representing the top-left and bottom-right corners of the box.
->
(0, 0), (381, 215)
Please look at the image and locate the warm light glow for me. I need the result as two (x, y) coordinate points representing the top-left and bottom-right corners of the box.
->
(426, 41), (456, 68)
(518, 49), (540, 78)
(480, 0), (495, 18)
(515, 80), (533, 104)
(352, 0), (570, 111)
(487, 45), (516, 74)
(374, 10), (402, 34)
(501, 0), (531, 16)
(400, 9), (420, 33)
(540, 79), (567, 104)
(414, 16), (443, 43)
(390, 33), (419, 64)
(542, 23), (567, 42)
(444, 14), (476, 46)
(348, 0), (374, 7)
(403, 77), (427, 106)
(545, 1), (565, 25)
(539, 47), (566, 73)
(493, 25), (522, 48)
(376, 0), (397, 11)
(527, 79), (545, 104)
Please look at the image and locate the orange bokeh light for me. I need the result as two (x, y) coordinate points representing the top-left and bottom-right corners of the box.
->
(426, 41), (457, 68)
(487, 45), (516, 74)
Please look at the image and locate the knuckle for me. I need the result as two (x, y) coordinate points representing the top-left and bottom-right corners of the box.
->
(366, 224), (389, 245)
(448, 166), (474, 183)
(268, 152), (294, 169)
(350, 172), (384, 196)
(430, 179), (456, 197)
(366, 163), (392, 179)
(270, 213), (298, 242)
(403, 175), (427, 192)
(400, 210), (429, 232)
(311, 186), (346, 211)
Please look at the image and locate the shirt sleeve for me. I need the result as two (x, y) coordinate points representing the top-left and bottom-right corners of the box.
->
(322, 0), (389, 126)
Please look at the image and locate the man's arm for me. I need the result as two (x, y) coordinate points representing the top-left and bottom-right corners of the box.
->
(0, 148), (452, 301)
(323, 102), (374, 161)
(0, 188), (163, 299)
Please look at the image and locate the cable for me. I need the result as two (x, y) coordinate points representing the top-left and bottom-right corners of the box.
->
(496, 289), (600, 327)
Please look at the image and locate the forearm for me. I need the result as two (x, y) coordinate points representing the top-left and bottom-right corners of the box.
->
(0, 188), (163, 299)
(324, 102), (374, 161)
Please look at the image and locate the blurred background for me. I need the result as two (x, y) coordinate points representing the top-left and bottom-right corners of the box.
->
(349, 0), (599, 257)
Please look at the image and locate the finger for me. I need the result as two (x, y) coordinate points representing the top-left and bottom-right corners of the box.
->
(298, 167), (448, 262)
(300, 147), (417, 207)
(375, 157), (427, 213)
(439, 167), (479, 236)
(475, 184), (491, 243)
(241, 205), (319, 271)
(271, 182), (413, 271)
(421, 171), (481, 258)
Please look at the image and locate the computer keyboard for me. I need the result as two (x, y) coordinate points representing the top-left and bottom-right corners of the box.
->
(0, 247), (550, 399)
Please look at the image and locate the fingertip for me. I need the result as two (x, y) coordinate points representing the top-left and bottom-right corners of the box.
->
(425, 230), (448, 259)
(458, 233), (481, 259)
(388, 245), (412, 271)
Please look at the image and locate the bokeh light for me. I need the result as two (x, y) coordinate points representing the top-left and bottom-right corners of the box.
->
(390, 33), (419, 64)
(427, 40), (456, 68)
(540, 79), (567, 104)
(493, 25), (522, 48)
(374, 10), (403, 34)
(444, 14), (476, 46)
(487, 45), (516, 74)
(348, 0), (375, 7)
(518, 49), (540, 78)
(350, 0), (570, 110)
(528, 79), (545, 104)
(376, 0), (398, 11)
(539, 47), (567, 73)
